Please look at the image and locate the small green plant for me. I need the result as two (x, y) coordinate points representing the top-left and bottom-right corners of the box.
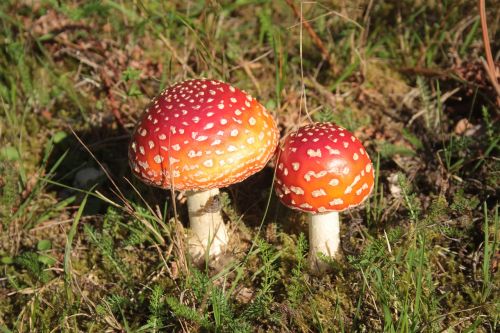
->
(84, 223), (130, 280)
(0, 162), (18, 226)
(243, 239), (280, 322)
(144, 285), (166, 332)
(286, 233), (308, 307)
(398, 173), (421, 223)
(481, 203), (498, 302)
(367, 153), (384, 226)
(14, 251), (54, 285)
(121, 67), (143, 97)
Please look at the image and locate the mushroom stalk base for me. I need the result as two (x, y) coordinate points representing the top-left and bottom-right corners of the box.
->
(308, 211), (340, 273)
(186, 189), (228, 263)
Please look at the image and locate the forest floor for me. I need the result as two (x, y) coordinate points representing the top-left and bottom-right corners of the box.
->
(0, 1), (499, 332)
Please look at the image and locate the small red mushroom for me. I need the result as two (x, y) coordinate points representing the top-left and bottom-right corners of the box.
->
(274, 122), (374, 273)
(129, 79), (279, 262)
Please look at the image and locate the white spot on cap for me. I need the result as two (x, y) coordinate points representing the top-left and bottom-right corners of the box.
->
(159, 134), (167, 140)
(329, 178), (339, 186)
(292, 162), (300, 171)
(304, 170), (328, 181)
(325, 146), (340, 155)
(131, 142), (137, 152)
(204, 123), (214, 130)
(343, 167), (350, 175)
(196, 136), (208, 142)
(140, 128), (147, 136)
(230, 129), (238, 136)
(139, 146), (145, 155)
(247, 137), (255, 144)
(343, 142), (349, 148)
(220, 118), (228, 125)
(230, 97), (237, 103)
(353, 153), (359, 160)
(329, 198), (344, 206)
(211, 139), (221, 146)
(192, 117), (200, 123)
(188, 150), (202, 158)
(307, 149), (322, 157)
(172, 144), (180, 151)
(248, 117), (256, 126)
(227, 145), (237, 152)
(366, 164), (372, 172)
(290, 186), (304, 195)
(154, 155), (164, 164)
(300, 203), (313, 209)
(312, 189), (327, 197)
(218, 104), (224, 109)
(203, 159), (213, 167)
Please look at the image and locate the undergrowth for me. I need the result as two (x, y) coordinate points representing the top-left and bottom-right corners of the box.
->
(1, 0), (498, 332)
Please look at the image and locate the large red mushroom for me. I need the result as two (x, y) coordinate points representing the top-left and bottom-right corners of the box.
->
(129, 79), (279, 262)
(274, 122), (374, 273)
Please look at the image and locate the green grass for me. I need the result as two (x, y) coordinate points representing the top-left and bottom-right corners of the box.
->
(1, 0), (499, 331)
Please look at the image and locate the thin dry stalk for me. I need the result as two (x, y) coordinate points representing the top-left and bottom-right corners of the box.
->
(478, 0), (500, 105)
(285, 0), (339, 75)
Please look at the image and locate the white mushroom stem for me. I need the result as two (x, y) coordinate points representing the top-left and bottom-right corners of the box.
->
(186, 188), (228, 263)
(308, 211), (340, 273)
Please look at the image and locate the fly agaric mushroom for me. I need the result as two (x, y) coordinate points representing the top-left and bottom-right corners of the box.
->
(274, 122), (374, 273)
(129, 79), (279, 262)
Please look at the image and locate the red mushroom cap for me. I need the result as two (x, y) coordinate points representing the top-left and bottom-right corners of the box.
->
(129, 79), (279, 191)
(274, 122), (374, 213)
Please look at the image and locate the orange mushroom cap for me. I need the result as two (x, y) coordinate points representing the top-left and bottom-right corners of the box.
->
(274, 123), (374, 213)
(129, 79), (279, 191)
